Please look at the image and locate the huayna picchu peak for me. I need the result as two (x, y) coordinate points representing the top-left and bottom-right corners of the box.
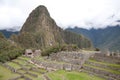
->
(20, 5), (51, 32)
(11, 5), (93, 49)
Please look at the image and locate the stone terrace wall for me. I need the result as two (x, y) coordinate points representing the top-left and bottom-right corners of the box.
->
(31, 59), (81, 71)
(92, 53), (120, 64)
(49, 51), (94, 65)
(31, 51), (95, 71)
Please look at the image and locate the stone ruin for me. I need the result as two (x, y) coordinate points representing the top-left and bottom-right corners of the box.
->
(105, 50), (120, 57)
(31, 51), (94, 72)
(25, 49), (41, 58)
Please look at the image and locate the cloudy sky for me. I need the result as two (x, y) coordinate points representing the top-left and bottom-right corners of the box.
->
(0, 0), (120, 30)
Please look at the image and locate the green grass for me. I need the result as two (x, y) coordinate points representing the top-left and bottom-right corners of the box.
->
(24, 73), (43, 80)
(18, 56), (31, 61)
(47, 70), (105, 80)
(13, 56), (37, 67)
(26, 63), (37, 67)
(34, 68), (47, 73)
(89, 59), (120, 68)
(0, 65), (20, 80)
(28, 70), (41, 75)
(24, 74), (36, 79)
(7, 62), (21, 69)
(17, 69), (26, 74)
(17, 78), (25, 80)
(1, 55), (117, 80)
(84, 64), (120, 74)
(13, 59), (27, 65)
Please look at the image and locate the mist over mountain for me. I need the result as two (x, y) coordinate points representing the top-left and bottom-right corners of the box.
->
(66, 25), (120, 51)
(0, 26), (20, 38)
(0, 29), (19, 38)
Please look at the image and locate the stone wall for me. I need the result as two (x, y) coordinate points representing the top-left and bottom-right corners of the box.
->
(49, 51), (86, 65)
(103, 50), (120, 57)
(85, 61), (120, 71)
(92, 53), (120, 64)
(31, 51), (94, 71)
(31, 59), (82, 71)
(84, 66), (120, 80)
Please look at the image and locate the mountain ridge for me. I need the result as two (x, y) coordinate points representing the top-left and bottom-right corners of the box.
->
(66, 25), (120, 51)
(0, 29), (18, 38)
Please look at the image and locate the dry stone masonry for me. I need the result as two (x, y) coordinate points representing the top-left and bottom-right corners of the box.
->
(84, 52), (120, 80)
(31, 51), (95, 71)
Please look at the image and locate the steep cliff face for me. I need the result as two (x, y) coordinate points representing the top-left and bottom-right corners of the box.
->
(11, 5), (93, 49)
(14, 5), (64, 48)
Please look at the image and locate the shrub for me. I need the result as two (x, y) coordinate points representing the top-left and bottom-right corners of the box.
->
(0, 33), (24, 63)
(95, 48), (100, 51)
(41, 45), (61, 56)
(41, 44), (79, 56)
(61, 44), (78, 51)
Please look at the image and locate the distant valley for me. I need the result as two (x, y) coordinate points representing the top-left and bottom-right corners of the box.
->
(66, 25), (120, 51)
(0, 29), (19, 38)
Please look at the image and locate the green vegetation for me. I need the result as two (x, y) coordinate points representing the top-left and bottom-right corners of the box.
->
(0, 56), (47, 80)
(41, 44), (79, 56)
(0, 55), (105, 80)
(94, 48), (100, 51)
(47, 70), (105, 80)
(7, 62), (21, 69)
(66, 26), (120, 51)
(42, 45), (61, 56)
(89, 59), (120, 68)
(0, 32), (24, 63)
(84, 64), (120, 74)
(63, 30), (93, 49)
(18, 56), (31, 61)
(0, 65), (20, 80)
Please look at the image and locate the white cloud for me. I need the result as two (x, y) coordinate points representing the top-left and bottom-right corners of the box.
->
(0, 0), (120, 30)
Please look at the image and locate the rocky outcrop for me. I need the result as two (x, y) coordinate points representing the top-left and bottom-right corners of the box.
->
(11, 5), (93, 49)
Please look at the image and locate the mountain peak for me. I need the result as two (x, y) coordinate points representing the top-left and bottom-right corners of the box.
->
(20, 5), (51, 32)
(13, 5), (92, 49)
(36, 5), (48, 10)
(29, 5), (50, 18)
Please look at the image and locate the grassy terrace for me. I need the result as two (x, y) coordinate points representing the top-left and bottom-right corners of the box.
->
(89, 59), (120, 68)
(0, 65), (20, 80)
(13, 59), (27, 65)
(47, 70), (105, 80)
(84, 64), (120, 74)
(0, 56), (108, 80)
(0, 56), (47, 80)
(85, 58), (120, 74)
(7, 62), (21, 69)
(17, 69), (26, 74)
(28, 70), (41, 75)
(18, 56), (31, 61)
